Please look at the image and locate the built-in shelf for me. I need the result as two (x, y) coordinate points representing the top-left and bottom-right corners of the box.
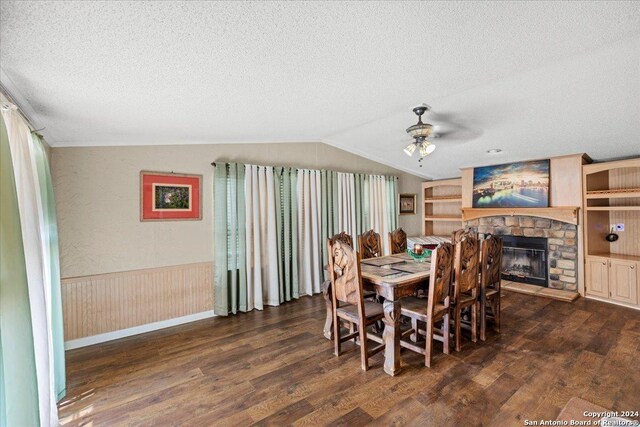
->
(424, 196), (462, 203)
(586, 188), (640, 199)
(424, 216), (463, 222)
(586, 206), (640, 211)
(423, 178), (463, 236)
(461, 207), (580, 225)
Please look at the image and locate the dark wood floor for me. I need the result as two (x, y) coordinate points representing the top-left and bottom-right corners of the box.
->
(59, 291), (640, 426)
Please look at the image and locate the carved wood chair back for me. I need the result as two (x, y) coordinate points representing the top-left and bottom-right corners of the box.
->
(388, 228), (407, 255)
(328, 231), (353, 249)
(453, 235), (480, 297)
(480, 234), (503, 291)
(328, 240), (364, 308)
(428, 242), (455, 311)
(358, 229), (383, 259)
(451, 228), (477, 245)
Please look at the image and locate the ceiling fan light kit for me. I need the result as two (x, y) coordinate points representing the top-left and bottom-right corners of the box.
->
(404, 104), (437, 166)
(403, 142), (417, 156)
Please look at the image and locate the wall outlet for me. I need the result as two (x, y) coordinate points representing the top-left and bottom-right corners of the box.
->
(615, 223), (624, 232)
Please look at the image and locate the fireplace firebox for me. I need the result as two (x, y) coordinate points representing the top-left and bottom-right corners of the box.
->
(501, 235), (548, 287)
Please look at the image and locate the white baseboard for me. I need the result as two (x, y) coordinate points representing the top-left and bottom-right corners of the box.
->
(584, 295), (640, 311)
(64, 310), (216, 350)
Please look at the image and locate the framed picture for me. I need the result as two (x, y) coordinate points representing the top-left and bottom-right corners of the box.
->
(399, 193), (417, 215)
(140, 171), (202, 221)
(472, 159), (550, 208)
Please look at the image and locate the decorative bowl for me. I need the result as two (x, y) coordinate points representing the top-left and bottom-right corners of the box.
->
(407, 248), (431, 262)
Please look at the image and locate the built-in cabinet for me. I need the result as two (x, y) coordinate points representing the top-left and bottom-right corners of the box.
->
(583, 158), (640, 310)
(586, 256), (638, 305)
(610, 259), (638, 305)
(586, 256), (609, 299)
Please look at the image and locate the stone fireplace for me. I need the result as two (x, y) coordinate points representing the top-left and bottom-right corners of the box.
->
(465, 215), (578, 291)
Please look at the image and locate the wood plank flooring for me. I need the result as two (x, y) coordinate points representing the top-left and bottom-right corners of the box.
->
(58, 291), (640, 426)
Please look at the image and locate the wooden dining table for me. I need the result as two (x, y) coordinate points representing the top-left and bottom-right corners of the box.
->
(322, 252), (432, 376)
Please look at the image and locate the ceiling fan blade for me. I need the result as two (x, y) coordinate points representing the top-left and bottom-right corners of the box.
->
(431, 127), (482, 141)
(426, 111), (458, 123)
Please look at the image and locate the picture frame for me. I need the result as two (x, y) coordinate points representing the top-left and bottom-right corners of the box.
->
(398, 193), (417, 215)
(140, 171), (202, 221)
(472, 159), (550, 208)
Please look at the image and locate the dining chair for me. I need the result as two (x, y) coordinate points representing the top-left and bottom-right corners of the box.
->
(358, 229), (383, 259)
(322, 231), (377, 339)
(388, 227), (408, 255)
(328, 240), (385, 371)
(478, 234), (503, 341)
(322, 231), (355, 339)
(399, 242), (454, 367)
(451, 235), (480, 351)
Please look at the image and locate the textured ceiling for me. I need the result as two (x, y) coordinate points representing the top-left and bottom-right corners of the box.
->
(1, 1), (639, 178)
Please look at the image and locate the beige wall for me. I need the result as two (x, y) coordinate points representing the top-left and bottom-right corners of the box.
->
(52, 142), (424, 278)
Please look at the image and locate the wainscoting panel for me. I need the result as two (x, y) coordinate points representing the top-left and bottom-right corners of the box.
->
(61, 262), (214, 341)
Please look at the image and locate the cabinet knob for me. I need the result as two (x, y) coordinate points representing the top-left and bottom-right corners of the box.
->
(631, 265), (635, 269)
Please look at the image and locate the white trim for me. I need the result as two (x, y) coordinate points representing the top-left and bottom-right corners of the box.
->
(64, 310), (216, 350)
(584, 295), (640, 311)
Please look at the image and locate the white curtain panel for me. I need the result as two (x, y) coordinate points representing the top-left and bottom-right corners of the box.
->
(369, 175), (391, 255)
(244, 165), (280, 309)
(337, 172), (356, 242)
(296, 169), (323, 296)
(1, 106), (58, 426)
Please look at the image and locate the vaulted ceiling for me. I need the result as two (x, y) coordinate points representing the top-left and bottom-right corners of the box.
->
(1, 1), (639, 178)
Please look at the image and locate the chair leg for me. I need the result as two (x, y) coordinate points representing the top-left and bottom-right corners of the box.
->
(480, 298), (487, 342)
(359, 323), (369, 371)
(424, 318), (434, 368)
(333, 314), (341, 357)
(410, 318), (418, 342)
(471, 303), (478, 343)
(442, 313), (450, 355)
(350, 322), (357, 344)
(495, 297), (501, 333)
(455, 307), (462, 352)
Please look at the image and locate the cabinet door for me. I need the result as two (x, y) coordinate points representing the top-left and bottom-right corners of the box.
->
(586, 257), (609, 298)
(609, 260), (638, 305)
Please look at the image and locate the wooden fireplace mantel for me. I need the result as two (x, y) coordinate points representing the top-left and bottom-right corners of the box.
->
(461, 207), (580, 225)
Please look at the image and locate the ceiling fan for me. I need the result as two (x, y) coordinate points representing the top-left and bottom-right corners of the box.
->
(403, 104), (481, 167)
(403, 104), (436, 165)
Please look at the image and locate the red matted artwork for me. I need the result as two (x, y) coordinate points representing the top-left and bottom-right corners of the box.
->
(140, 171), (202, 221)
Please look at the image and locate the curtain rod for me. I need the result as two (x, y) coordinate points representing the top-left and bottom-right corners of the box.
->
(211, 161), (398, 179)
(0, 84), (43, 134)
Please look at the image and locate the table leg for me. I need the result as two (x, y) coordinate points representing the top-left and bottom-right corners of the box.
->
(383, 299), (402, 376)
(322, 280), (333, 340)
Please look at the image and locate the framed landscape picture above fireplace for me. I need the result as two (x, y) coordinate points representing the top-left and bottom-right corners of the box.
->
(140, 171), (202, 221)
(472, 159), (550, 208)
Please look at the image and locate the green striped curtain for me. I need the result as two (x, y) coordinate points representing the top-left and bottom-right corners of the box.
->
(386, 176), (399, 232)
(0, 112), (40, 426)
(275, 167), (299, 302)
(32, 133), (66, 401)
(213, 163), (247, 316)
(320, 170), (339, 269)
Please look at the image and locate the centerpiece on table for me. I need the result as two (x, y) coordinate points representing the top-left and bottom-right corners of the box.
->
(407, 243), (431, 262)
